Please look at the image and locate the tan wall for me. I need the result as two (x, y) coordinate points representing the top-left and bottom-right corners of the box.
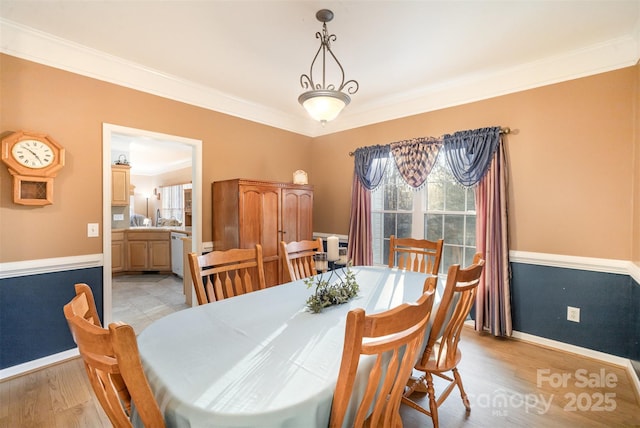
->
(130, 175), (158, 221)
(1, 54), (637, 263)
(0, 54), (312, 262)
(311, 67), (637, 260)
(156, 166), (192, 188)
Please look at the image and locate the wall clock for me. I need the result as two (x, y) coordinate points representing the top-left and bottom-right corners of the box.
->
(1, 130), (65, 206)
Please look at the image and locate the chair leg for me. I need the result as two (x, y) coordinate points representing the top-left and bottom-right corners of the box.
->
(425, 373), (439, 428)
(452, 367), (471, 412)
(401, 395), (430, 416)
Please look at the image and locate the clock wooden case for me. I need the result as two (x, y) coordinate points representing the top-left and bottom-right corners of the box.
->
(1, 130), (65, 206)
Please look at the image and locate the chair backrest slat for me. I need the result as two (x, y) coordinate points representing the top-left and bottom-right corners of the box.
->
(280, 238), (324, 282)
(188, 244), (266, 304)
(388, 235), (443, 276)
(330, 289), (436, 428)
(64, 283), (165, 428)
(419, 254), (484, 369)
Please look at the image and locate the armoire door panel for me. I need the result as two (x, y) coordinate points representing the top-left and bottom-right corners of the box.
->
(238, 187), (264, 248)
(260, 187), (281, 260)
(282, 188), (313, 242)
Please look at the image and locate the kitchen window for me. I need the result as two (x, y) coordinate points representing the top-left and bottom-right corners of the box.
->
(160, 184), (184, 223)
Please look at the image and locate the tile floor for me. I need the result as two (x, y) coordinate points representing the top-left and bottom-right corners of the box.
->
(112, 273), (191, 332)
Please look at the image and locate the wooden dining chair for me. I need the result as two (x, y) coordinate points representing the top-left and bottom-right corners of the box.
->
(187, 244), (266, 305)
(329, 289), (436, 428)
(70, 282), (103, 327)
(402, 253), (485, 428)
(280, 238), (323, 282)
(64, 284), (165, 428)
(388, 235), (444, 275)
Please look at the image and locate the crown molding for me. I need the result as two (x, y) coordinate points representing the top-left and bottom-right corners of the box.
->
(0, 19), (306, 135)
(330, 34), (639, 136)
(1, 18), (638, 138)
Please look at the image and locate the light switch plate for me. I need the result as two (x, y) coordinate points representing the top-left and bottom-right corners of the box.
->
(88, 223), (99, 237)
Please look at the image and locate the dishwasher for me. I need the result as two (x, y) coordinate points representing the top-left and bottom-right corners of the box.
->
(171, 232), (188, 277)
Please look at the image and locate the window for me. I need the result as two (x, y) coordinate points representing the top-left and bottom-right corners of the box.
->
(160, 184), (184, 222)
(372, 154), (476, 273)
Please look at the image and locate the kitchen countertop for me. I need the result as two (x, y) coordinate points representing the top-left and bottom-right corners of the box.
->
(112, 227), (192, 235)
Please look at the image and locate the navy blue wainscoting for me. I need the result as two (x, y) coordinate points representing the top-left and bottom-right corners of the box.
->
(0, 267), (103, 369)
(511, 262), (639, 360)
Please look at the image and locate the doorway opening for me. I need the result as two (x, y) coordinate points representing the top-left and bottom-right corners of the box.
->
(102, 124), (203, 326)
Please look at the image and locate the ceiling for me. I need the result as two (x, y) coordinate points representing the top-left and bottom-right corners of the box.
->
(111, 132), (193, 176)
(1, 1), (639, 172)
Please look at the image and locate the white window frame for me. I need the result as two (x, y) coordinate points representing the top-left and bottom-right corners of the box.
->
(371, 154), (476, 273)
(160, 184), (184, 223)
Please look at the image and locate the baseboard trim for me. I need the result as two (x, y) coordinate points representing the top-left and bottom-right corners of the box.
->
(625, 359), (640, 404)
(509, 330), (629, 366)
(0, 348), (79, 381)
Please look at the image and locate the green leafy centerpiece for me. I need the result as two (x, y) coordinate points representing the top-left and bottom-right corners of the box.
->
(304, 264), (359, 313)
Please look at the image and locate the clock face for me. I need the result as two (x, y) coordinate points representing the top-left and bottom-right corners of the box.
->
(11, 139), (55, 169)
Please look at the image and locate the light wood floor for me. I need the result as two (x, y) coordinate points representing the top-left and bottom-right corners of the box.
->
(2, 275), (639, 427)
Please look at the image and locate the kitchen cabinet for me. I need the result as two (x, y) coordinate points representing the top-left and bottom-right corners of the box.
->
(112, 230), (125, 273)
(212, 178), (313, 286)
(126, 230), (171, 272)
(111, 165), (131, 206)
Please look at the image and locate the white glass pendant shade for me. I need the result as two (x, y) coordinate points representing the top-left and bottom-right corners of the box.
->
(299, 90), (350, 123)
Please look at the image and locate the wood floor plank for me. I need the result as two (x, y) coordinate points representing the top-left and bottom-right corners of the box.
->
(53, 400), (111, 428)
(6, 365), (56, 427)
(48, 358), (91, 413)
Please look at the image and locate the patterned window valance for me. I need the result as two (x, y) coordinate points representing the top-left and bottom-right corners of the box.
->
(390, 137), (442, 189)
(352, 126), (502, 190)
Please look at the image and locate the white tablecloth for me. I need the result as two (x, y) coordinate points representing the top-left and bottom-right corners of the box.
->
(135, 266), (439, 428)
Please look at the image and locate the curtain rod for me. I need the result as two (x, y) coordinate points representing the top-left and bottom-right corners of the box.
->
(348, 126), (511, 156)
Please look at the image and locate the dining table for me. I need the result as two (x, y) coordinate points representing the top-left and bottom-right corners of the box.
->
(134, 265), (442, 428)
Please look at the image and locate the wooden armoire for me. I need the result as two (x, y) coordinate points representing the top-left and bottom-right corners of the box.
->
(212, 178), (314, 286)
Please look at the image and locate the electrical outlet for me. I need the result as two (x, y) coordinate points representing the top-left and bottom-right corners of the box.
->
(87, 223), (99, 237)
(567, 306), (580, 323)
(113, 213), (124, 221)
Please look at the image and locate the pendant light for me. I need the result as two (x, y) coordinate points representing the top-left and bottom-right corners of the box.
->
(299, 9), (359, 125)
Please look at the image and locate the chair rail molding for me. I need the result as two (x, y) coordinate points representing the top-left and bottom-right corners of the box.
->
(509, 250), (635, 279)
(0, 254), (103, 279)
